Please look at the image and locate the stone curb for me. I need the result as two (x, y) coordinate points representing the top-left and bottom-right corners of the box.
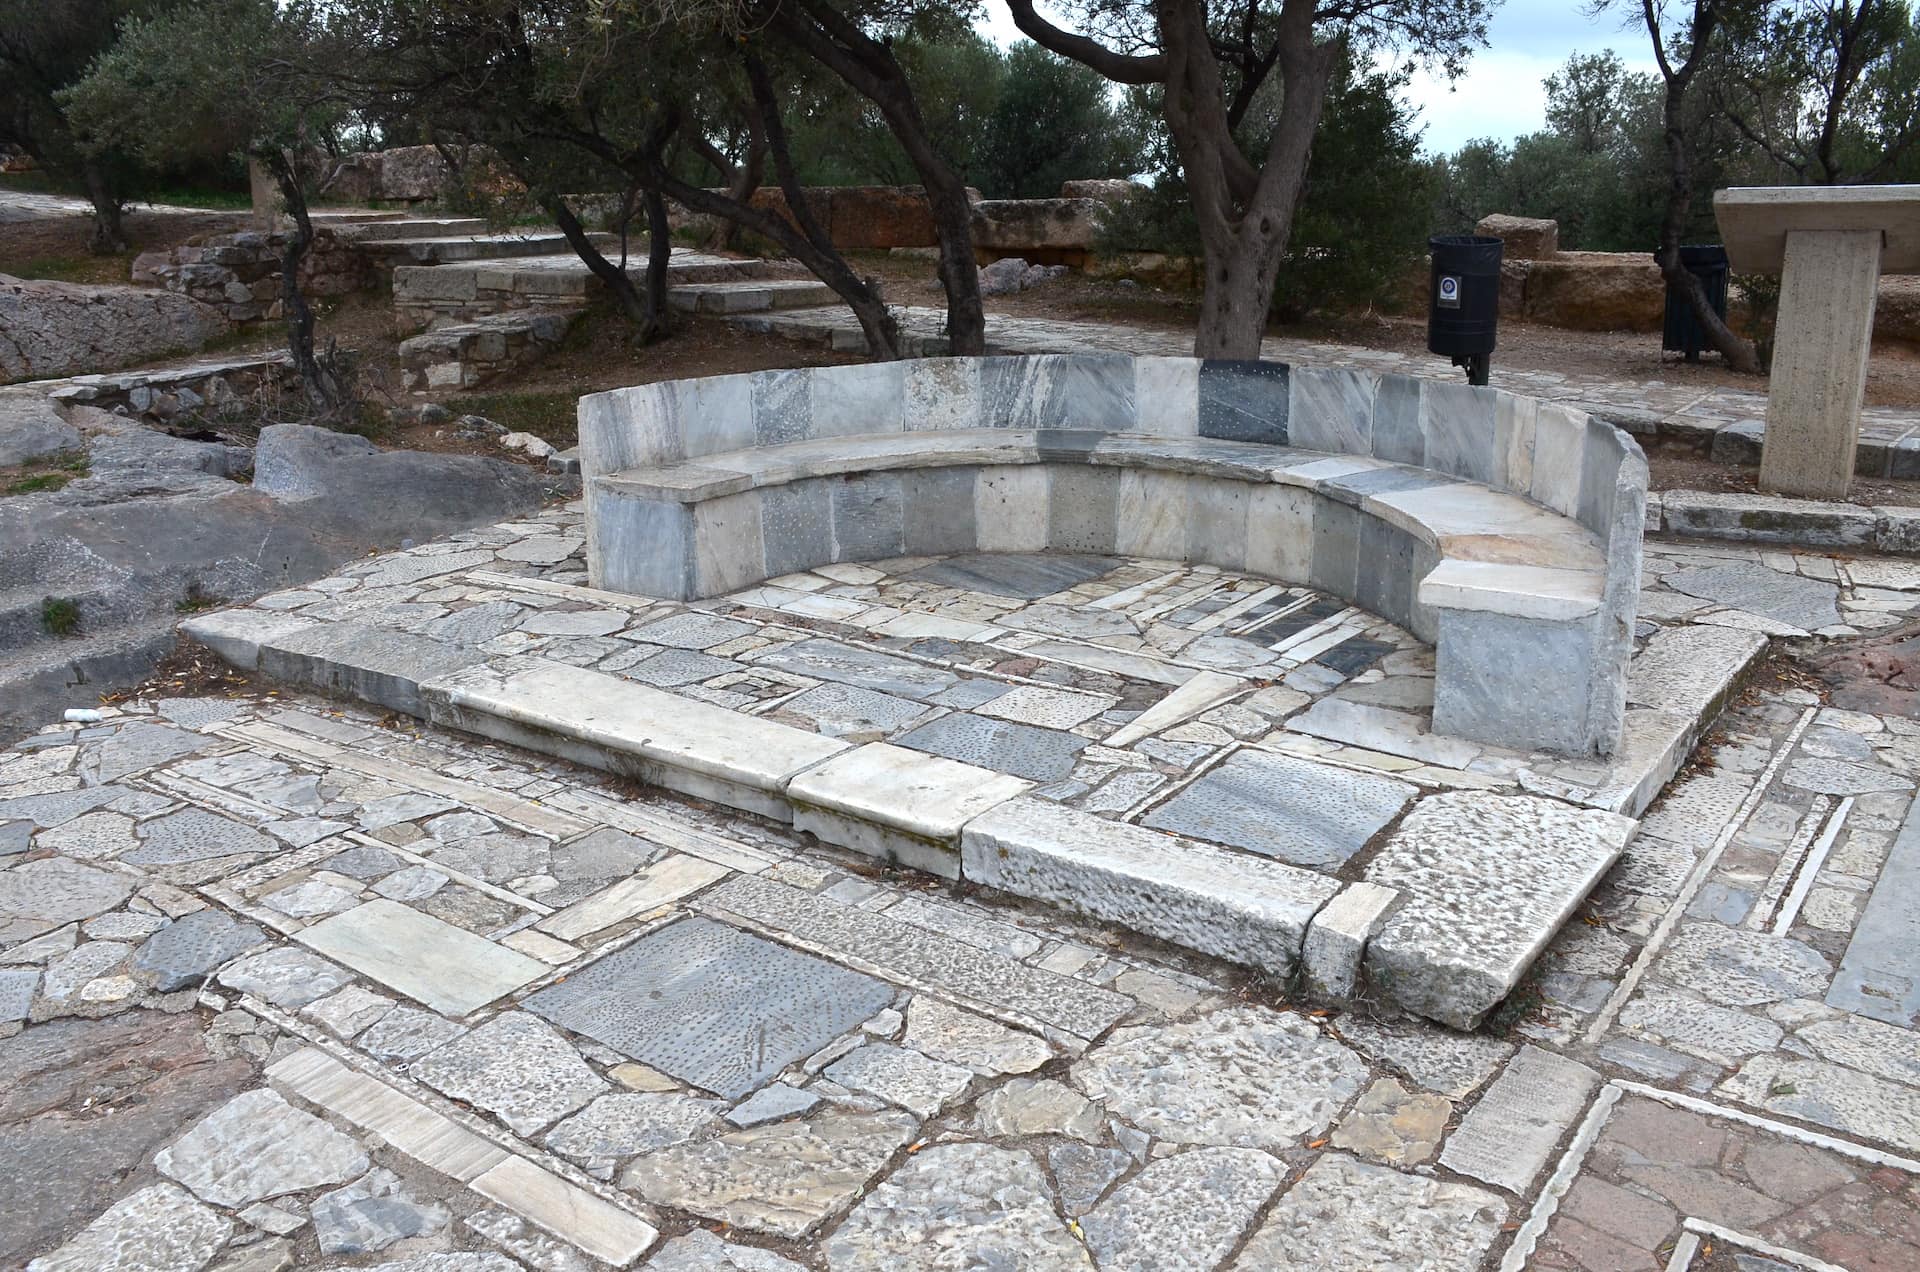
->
(1649, 488), (1920, 552)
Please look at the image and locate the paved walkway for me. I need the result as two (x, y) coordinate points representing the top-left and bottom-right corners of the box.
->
(2, 506), (1918, 1269)
(736, 305), (1920, 482)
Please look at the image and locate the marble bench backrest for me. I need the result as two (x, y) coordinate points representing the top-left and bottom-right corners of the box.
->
(580, 354), (1645, 563)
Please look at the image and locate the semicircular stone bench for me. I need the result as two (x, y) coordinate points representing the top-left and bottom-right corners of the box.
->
(579, 355), (1646, 758)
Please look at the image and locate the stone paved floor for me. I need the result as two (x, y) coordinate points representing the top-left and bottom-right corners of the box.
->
(737, 305), (1920, 478)
(4, 518), (1920, 1270)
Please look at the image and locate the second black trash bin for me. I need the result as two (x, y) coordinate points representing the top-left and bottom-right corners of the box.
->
(1660, 243), (1731, 363)
(1428, 235), (1503, 386)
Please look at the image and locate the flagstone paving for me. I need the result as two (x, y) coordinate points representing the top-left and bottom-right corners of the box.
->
(3, 512), (1920, 1268)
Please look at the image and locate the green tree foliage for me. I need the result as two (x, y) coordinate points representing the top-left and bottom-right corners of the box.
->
(786, 32), (1148, 197)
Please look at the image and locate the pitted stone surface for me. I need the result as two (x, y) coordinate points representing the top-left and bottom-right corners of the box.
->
(1142, 750), (1413, 868)
(1071, 1007), (1368, 1149)
(776, 684), (929, 736)
(0, 858), (135, 923)
(822, 1142), (1093, 1271)
(895, 712), (1089, 782)
(1617, 988), (1786, 1061)
(823, 1044), (974, 1117)
(36, 812), (137, 860)
(526, 916), (894, 1100)
(623, 1106), (918, 1239)
(311, 1168), (449, 1255)
(216, 947), (355, 1008)
(123, 809), (274, 866)
(752, 638), (959, 701)
(628, 614), (757, 649)
(1232, 1153), (1506, 1270)
(1051, 1142), (1133, 1216)
(1659, 924), (1834, 1006)
(1662, 560), (1841, 630)
(1717, 1054), (1920, 1154)
(973, 1078), (1105, 1140)
(92, 724), (210, 782)
(726, 1083), (820, 1128)
(1362, 792), (1633, 1029)
(412, 1012), (607, 1136)
(156, 1089), (370, 1207)
(645, 1229), (809, 1271)
(545, 1092), (725, 1161)
(132, 910), (268, 991)
(0, 966), (36, 1020)
(356, 1005), (466, 1061)
(24, 1182), (231, 1272)
(1081, 1147), (1284, 1272)
(901, 997), (1052, 1075)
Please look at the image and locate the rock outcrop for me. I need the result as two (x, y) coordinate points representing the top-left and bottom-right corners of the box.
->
(0, 275), (228, 382)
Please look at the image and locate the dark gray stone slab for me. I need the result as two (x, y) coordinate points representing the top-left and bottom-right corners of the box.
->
(132, 910), (270, 991)
(93, 723), (212, 782)
(0, 821), (31, 856)
(1199, 361), (1289, 445)
(896, 713), (1090, 782)
(1143, 750), (1415, 869)
(908, 553), (1114, 600)
(777, 684), (929, 735)
(122, 808), (275, 866)
(752, 368), (813, 446)
(1663, 561), (1841, 631)
(759, 483), (833, 579)
(901, 468), (978, 557)
(752, 638), (958, 702)
(0, 786), (129, 830)
(525, 916), (894, 1100)
(831, 473), (906, 560)
(1829, 798), (1920, 1027)
(1047, 466), (1117, 555)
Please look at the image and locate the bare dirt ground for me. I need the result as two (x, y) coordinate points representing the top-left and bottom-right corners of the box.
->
(0, 205), (247, 284)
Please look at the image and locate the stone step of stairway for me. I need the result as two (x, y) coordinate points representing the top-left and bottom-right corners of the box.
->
(333, 216), (491, 241)
(178, 605), (1644, 1030)
(358, 232), (615, 266)
(667, 279), (841, 315)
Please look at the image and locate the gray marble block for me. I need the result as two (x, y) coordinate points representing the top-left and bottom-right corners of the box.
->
(1371, 375), (1425, 466)
(1353, 517), (1415, 631)
(692, 490), (766, 596)
(905, 358), (983, 431)
(982, 354), (1137, 431)
(1432, 609), (1602, 756)
(752, 367), (814, 447)
(674, 371), (756, 459)
(1134, 356), (1201, 437)
(1288, 366), (1376, 456)
(1187, 480), (1250, 571)
(578, 383), (681, 476)
(813, 361), (905, 440)
(1198, 360), (1289, 444)
(1309, 497), (1362, 599)
(1048, 465), (1118, 554)
(760, 481), (834, 578)
(902, 468), (979, 557)
(1420, 382), (1498, 486)
(591, 489), (693, 600)
(831, 473), (907, 561)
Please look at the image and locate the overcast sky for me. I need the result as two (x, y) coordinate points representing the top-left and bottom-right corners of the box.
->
(977, 1), (1659, 157)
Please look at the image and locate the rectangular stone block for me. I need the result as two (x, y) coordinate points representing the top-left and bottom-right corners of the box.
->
(1420, 381), (1498, 485)
(788, 743), (1033, 880)
(1133, 357), (1201, 437)
(1288, 366), (1376, 456)
(982, 354), (1137, 431)
(1245, 484), (1315, 583)
(962, 798), (1340, 976)
(1760, 228), (1880, 500)
(1430, 608), (1601, 756)
(1828, 795), (1920, 1027)
(1440, 1045), (1599, 1194)
(975, 466), (1050, 551)
(1371, 375), (1425, 466)
(182, 610), (318, 672)
(1351, 516), (1416, 629)
(830, 472), (906, 561)
(812, 360), (905, 439)
(1048, 465), (1117, 554)
(577, 385), (683, 477)
(673, 372), (755, 458)
(1301, 882), (1400, 1001)
(692, 489), (765, 597)
(1198, 360), (1289, 444)
(901, 467), (979, 556)
(1309, 497), (1362, 599)
(259, 621), (485, 719)
(298, 899), (548, 1017)
(1494, 392), (1538, 496)
(1187, 480), (1250, 571)
(759, 482), (834, 579)
(1530, 401), (1587, 519)
(422, 658), (849, 822)
(752, 367), (814, 446)
(905, 358), (983, 431)
(1660, 489), (1878, 548)
(1116, 469), (1191, 560)
(590, 489), (694, 600)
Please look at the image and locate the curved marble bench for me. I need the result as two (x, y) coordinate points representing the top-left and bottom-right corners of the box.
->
(579, 356), (1646, 757)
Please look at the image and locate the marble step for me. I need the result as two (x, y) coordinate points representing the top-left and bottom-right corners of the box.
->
(334, 217), (489, 241)
(180, 614), (1641, 1029)
(360, 232), (616, 266)
(667, 279), (840, 315)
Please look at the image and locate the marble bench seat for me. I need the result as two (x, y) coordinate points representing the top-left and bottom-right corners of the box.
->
(580, 356), (1647, 756)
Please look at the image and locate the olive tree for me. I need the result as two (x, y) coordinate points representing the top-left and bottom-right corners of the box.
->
(1006, 0), (1494, 357)
(65, 0), (359, 409)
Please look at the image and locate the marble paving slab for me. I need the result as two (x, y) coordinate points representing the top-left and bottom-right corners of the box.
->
(296, 899), (548, 1017)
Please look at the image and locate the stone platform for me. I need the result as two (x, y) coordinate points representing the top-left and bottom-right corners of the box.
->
(180, 502), (1801, 1030)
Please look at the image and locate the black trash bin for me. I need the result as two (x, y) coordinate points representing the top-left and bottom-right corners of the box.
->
(1428, 235), (1504, 385)
(1661, 243), (1731, 363)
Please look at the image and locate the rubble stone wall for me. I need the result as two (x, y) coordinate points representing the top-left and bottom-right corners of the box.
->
(134, 229), (378, 324)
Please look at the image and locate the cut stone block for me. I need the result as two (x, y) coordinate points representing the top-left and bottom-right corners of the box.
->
(297, 899), (547, 1017)
(422, 657), (849, 822)
(960, 797), (1339, 976)
(1301, 882), (1400, 1002)
(179, 610), (318, 672)
(1362, 792), (1635, 1029)
(1438, 1045), (1599, 1194)
(258, 621), (485, 717)
(788, 743), (1033, 880)
(1142, 749), (1414, 869)
(524, 916), (894, 1099)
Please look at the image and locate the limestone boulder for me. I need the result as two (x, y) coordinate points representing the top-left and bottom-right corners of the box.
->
(252, 423), (546, 533)
(1520, 255), (1667, 332)
(971, 198), (1107, 253)
(1059, 179), (1145, 204)
(1475, 213), (1559, 260)
(0, 275), (228, 381)
(0, 390), (82, 467)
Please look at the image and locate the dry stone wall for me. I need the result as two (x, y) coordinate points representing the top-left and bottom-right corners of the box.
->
(135, 229), (377, 324)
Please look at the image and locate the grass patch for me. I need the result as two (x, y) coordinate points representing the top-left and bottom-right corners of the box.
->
(455, 390), (578, 446)
(3, 455), (89, 497)
(7, 254), (132, 285)
(41, 597), (80, 638)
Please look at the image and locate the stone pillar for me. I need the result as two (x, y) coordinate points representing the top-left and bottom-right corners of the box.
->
(1759, 229), (1883, 500)
(248, 158), (286, 232)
